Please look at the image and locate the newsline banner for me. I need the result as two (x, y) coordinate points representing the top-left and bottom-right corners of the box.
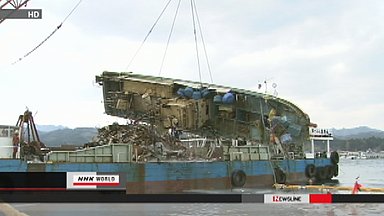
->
(1, 191), (384, 203)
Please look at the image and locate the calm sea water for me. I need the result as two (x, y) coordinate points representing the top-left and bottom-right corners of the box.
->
(337, 158), (384, 189)
(3, 159), (384, 216)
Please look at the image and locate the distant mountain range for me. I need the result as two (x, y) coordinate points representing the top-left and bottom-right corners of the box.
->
(332, 126), (384, 139)
(35, 125), (384, 147)
(36, 125), (67, 132)
(39, 127), (98, 147)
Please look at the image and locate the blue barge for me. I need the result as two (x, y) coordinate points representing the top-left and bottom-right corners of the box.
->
(0, 72), (339, 193)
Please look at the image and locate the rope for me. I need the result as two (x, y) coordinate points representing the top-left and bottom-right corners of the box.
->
(63, 0), (82, 23)
(125, 0), (173, 71)
(158, 0), (181, 76)
(190, 0), (202, 85)
(269, 160), (277, 184)
(192, 0), (213, 84)
(11, 0), (83, 65)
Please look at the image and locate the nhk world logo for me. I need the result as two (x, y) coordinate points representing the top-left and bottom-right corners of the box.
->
(264, 194), (309, 204)
(73, 175), (119, 186)
(67, 172), (122, 189)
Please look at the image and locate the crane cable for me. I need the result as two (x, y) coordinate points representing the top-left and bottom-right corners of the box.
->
(190, 0), (202, 85)
(158, 0), (181, 76)
(191, 0), (213, 84)
(11, 0), (83, 65)
(125, 0), (214, 85)
(125, 0), (173, 71)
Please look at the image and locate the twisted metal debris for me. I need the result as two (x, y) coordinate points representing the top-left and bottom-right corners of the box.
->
(83, 123), (220, 162)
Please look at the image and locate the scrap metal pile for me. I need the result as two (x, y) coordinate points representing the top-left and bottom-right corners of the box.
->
(84, 123), (220, 162)
(88, 123), (159, 146)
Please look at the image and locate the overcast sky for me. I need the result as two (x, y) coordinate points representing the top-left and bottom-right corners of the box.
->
(1, 0), (383, 130)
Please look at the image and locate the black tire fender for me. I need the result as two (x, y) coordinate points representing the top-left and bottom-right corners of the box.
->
(330, 151), (339, 164)
(275, 168), (286, 184)
(325, 165), (334, 179)
(305, 164), (316, 178)
(333, 164), (339, 177)
(315, 167), (327, 181)
(231, 170), (246, 187)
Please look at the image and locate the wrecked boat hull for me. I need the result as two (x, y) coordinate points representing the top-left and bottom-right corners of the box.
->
(1, 158), (334, 193)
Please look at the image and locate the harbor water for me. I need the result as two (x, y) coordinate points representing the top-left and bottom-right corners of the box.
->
(337, 158), (384, 189)
(2, 159), (384, 216)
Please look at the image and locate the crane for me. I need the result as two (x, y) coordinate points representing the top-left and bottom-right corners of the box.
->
(0, 0), (30, 24)
(16, 109), (45, 161)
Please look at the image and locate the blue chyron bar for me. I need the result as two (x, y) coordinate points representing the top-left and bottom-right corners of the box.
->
(0, 172), (66, 190)
(0, 192), (243, 203)
(0, 9), (42, 19)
